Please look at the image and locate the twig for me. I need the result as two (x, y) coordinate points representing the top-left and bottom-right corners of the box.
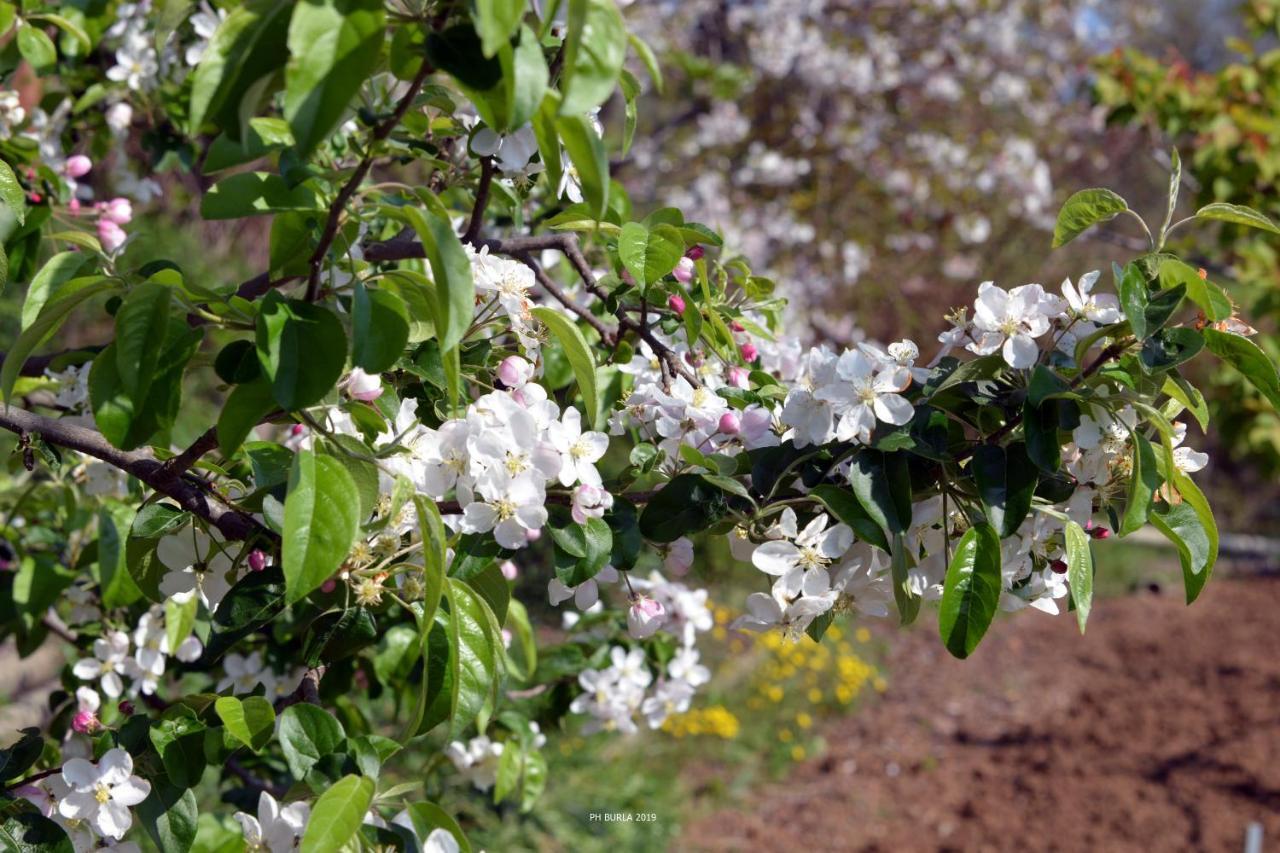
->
(462, 157), (495, 244)
(274, 665), (326, 711)
(226, 757), (286, 799)
(514, 252), (617, 343)
(161, 426), (220, 477)
(0, 405), (269, 542)
(305, 62), (435, 301)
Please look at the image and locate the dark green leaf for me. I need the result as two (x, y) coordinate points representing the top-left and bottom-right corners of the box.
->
(1064, 520), (1092, 634)
(1052, 188), (1129, 248)
(301, 775), (375, 853)
(1120, 432), (1161, 536)
(255, 291), (347, 410)
(971, 443), (1037, 538)
(559, 0), (627, 116)
(282, 450), (360, 604)
(284, 0), (386, 157)
(1203, 328), (1280, 414)
(278, 704), (346, 780)
(938, 522), (1002, 659)
(351, 282), (410, 373)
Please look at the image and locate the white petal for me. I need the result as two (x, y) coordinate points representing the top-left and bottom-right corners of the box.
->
(873, 393), (915, 426)
(1003, 334), (1039, 369)
(751, 541), (800, 576)
(61, 758), (99, 789)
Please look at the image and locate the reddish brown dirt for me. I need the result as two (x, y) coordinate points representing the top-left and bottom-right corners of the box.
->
(687, 576), (1280, 852)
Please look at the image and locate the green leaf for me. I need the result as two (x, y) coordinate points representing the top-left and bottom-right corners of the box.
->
(255, 291), (348, 410)
(164, 592), (198, 655)
(555, 113), (609, 220)
(618, 222), (684, 285)
(284, 0), (386, 157)
(22, 254), (90, 329)
(136, 781), (198, 853)
(447, 578), (500, 738)
(0, 729), (43, 782)
(188, 0), (292, 138)
(0, 813), (74, 853)
(26, 13), (90, 52)
(278, 704), (346, 780)
(398, 207), (476, 354)
(1162, 146), (1177, 244)
(114, 282), (173, 405)
(217, 378), (276, 456)
(215, 695), (276, 753)
(531, 96), (563, 195)
(550, 517), (612, 587)
(1064, 520), (1092, 634)
(16, 24), (57, 72)
(0, 158), (26, 225)
(499, 25), (548, 131)
(1120, 432), (1161, 536)
(971, 443), (1037, 538)
(808, 484), (890, 553)
(1159, 258), (1231, 323)
(352, 282), (410, 373)
(1116, 262), (1150, 340)
(1052, 188), (1129, 248)
(890, 532), (920, 626)
(1194, 202), (1280, 235)
(1203, 328), (1280, 414)
(637, 474), (731, 542)
(847, 450), (912, 535)
(475, 0), (525, 57)
(531, 305), (599, 424)
(282, 450), (360, 604)
(91, 322), (203, 450)
(559, 0), (627, 116)
(300, 775), (374, 853)
(201, 172), (319, 219)
(938, 522), (1002, 659)
(2, 278), (119, 404)
(627, 33), (663, 94)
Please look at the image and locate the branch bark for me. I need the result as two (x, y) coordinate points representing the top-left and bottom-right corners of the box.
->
(0, 405), (269, 542)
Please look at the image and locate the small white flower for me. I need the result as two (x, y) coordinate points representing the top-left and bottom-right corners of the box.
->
(968, 281), (1055, 369)
(234, 791), (310, 853)
(58, 748), (151, 840)
(156, 527), (237, 612)
(72, 631), (131, 698)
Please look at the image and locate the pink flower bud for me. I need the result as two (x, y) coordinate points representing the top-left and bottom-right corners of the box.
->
(290, 424), (306, 436)
(668, 294), (687, 314)
(627, 595), (666, 639)
(64, 155), (92, 178)
(727, 367), (750, 388)
(497, 355), (533, 389)
(524, 527), (541, 543)
(118, 701), (135, 716)
(500, 560), (518, 581)
(740, 342), (758, 363)
(717, 411), (741, 435)
(1050, 559), (1068, 574)
(248, 549), (268, 572)
(67, 198), (81, 214)
(673, 256), (695, 284)
(97, 219), (126, 252)
(101, 197), (133, 226)
(730, 321), (745, 333)
(1089, 526), (1111, 540)
(686, 246), (705, 261)
(320, 578), (337, 594)
(72, 710), (99, 734)
(28, 193), (41, 204)
(343, 367), (383, 402)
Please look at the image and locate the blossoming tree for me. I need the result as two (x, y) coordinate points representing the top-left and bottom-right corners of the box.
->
(0, 1), (1276, 851)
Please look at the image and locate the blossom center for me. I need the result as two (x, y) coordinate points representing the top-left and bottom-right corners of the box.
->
(94, 784), (111, 804)
(494, 499), (517, 521)
(797, 546), (828, 570)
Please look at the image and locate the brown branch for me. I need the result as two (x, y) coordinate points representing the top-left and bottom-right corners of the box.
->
(305, 62), (435, 301)
(161, 426), (220, 477)
(274, 665), (326, 711)
(514, 252), (617, 343)
(0, 405), (270, 542)
(462, 157), (495, 244)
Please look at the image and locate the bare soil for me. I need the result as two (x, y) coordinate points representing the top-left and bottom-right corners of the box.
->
(687, 576), (1280, 852)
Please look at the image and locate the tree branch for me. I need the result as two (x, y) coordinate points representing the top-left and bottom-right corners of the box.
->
(462, 157), (495, 244)
(305, 62), (435, 301)
(0, 405), (269, 542)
